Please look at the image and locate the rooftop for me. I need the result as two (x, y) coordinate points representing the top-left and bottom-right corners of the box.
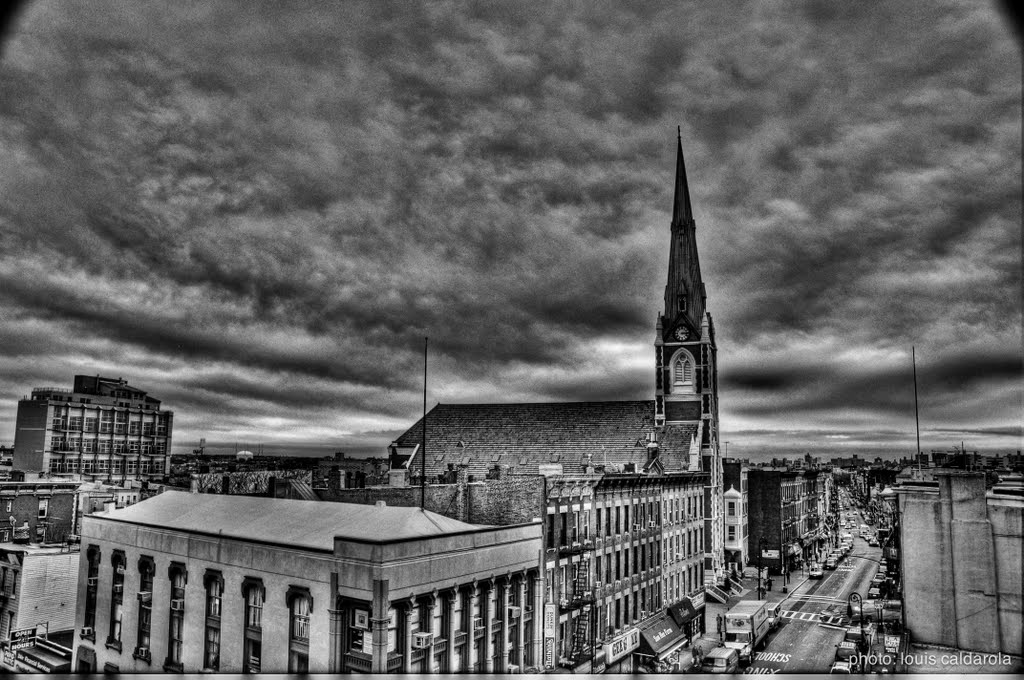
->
(93, 490), (490, 550)
(391, 400), (698, 478)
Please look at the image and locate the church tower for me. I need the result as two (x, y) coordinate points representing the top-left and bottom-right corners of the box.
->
(654, 129), (725, 587)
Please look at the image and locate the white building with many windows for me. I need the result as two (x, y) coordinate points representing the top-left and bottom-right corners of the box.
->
(74, 491), (541, 674)
(13, 375), (173, 482)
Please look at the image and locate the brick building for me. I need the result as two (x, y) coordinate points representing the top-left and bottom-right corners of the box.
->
(0, 481), (78, 545)
(13, 375), (173, 482)
(747, 469), (828, 575)
(74, 491), (542, 674)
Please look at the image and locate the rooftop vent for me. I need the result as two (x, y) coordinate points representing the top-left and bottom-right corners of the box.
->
(375, 500), (387, 508)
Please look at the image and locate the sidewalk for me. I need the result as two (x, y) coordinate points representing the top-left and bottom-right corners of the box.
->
(695, 568), (814, 653)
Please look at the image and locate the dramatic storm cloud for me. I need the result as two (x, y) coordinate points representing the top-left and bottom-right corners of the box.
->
(0, 1), (1020, 459)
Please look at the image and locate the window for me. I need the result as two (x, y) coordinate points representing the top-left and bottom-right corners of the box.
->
(728, 526), (736, 541)
(83, 547), (101, 634)
(107, 551), (126, 648)
(4, 501), (10, 514)
(135, 557), (154, 660)
(242, 578), (264, 673)
(165, 564), (186, 670)
(287, 587), (311, 672)
(672, 351), (694, 389)
(204, 571), (223, 671)
(727, 501), (736, 517)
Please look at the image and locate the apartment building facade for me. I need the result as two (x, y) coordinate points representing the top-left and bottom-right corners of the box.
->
(722, 458), (749, 570)
(13, 375), (173, 482)
(543, 471), (707, 674)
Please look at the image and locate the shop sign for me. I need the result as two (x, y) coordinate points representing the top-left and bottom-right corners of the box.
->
(543, 604), (556, 636)
(603, 628), (640, 664)
(688, 591), (705, 610)
(9, 628), (35, 652)
(3, 650), (13, 667)
(884, 635), (901, 654)
(761, 549), (780, 559)
(544, 637), (555, 668)
(14, 652), (51, 673)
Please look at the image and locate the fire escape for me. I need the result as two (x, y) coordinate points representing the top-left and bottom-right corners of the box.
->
(558, 536), (596, 666)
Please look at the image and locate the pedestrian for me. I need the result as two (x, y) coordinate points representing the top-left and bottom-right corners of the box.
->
(716, 614), (723, 640)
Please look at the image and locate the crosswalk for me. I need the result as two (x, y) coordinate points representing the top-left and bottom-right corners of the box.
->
(778, 609), (848, 628)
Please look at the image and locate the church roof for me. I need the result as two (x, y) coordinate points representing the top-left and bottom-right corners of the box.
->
(392, 400), (698, 479)
(93, 490), (485, 549)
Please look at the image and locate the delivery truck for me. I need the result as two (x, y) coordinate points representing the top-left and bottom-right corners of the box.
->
(723, 600), (770, 665)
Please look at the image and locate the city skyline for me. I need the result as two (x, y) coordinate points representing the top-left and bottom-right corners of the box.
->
(0, 1), (1020, 461)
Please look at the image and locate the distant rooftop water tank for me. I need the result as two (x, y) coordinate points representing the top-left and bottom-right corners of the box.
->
(236, 450), (254, 460)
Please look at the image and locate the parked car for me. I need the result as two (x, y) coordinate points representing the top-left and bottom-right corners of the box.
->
(832, 640), (860, 673)
(701, 647), (740, 674)
(825, 556), (838, 569)
(867, 586), (882, 599)
(871, 574), (886, 586)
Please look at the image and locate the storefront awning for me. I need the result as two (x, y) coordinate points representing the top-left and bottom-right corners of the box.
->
(668, 599), (698, 627)
(638, 613), (689, 661)
(14, 646), (71, 673)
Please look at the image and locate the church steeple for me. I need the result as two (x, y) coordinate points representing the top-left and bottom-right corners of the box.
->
(672, 126), (694, 227)
(663, 130), (706, 337)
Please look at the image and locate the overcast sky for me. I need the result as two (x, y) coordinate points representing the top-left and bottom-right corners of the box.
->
(1, 1), (1020, 460)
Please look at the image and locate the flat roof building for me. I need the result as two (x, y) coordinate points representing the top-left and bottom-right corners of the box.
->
(75, 491), (541, 673)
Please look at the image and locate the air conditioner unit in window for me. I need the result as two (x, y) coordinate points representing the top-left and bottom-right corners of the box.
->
(87, 577), (98, 587)
(633, 524), (641, 532)
(170, 598), (185, 611)
(137, 591), (152, 604)
(412, 632), (433, 648)
(640, 610), (648, 618)
(473, 616), (485, 631)
(507, 664), (521, 673)
(80, 626), (94, 637)
(507, 606), (521, 619)
(649, 521), (657, 528)
(593, 581), (603, 590)
(134, 646), (151, 661)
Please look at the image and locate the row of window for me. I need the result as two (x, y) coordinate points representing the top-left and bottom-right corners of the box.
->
(83, 548), (312, 673)
(53, 418), (169, 435)
(48, 459), (163, 474)
(51, 440), (167, 454)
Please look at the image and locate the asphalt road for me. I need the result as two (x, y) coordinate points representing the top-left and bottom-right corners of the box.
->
(745, 525), (884, 673)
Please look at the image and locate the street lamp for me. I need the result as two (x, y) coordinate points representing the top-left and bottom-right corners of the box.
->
(847, 592), (865, 652)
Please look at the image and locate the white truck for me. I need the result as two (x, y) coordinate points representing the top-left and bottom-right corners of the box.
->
(723, 600), (770, 665)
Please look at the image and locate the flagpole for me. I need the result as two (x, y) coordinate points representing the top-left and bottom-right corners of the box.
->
(913, 346), (921, 476)
(422, 337), (428, 511)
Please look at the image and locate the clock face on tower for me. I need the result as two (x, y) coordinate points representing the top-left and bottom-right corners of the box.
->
(673, 326), (689, 341)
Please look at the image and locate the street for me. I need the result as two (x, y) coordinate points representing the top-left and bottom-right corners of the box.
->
(744, 531), (884, 673)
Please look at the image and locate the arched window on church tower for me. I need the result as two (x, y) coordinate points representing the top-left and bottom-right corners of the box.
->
(672, 351), (695, 392)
